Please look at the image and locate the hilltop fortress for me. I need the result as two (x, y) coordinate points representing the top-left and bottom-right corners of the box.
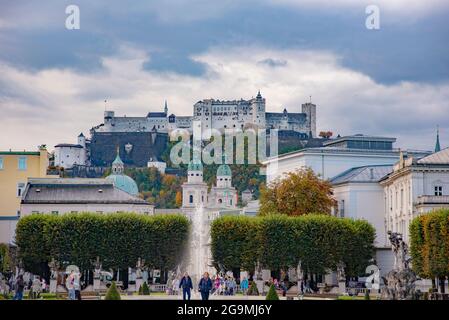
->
(54, 92), (317, 169)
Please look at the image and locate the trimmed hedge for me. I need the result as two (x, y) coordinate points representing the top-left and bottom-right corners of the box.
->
(0, 243), (11, 273)
(211, 215), (375, 276)
(15, 213), (189, 273)
(410, 209), (449, 279)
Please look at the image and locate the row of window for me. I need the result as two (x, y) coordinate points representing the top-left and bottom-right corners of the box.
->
(0, 156), (27, 170)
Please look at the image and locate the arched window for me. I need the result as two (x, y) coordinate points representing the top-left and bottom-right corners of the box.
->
(189, 195), (193, 204)
(218, 199), (222, 204)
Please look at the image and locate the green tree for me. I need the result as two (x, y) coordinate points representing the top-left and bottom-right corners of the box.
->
(0, 243), (11, 273)
(16, 213), (189, 278)
(410, 209), (449, 292)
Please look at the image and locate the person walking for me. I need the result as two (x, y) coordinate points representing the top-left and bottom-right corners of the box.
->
(240, 277), (249, 295)
(66, 271), (76, 300)
(74, 272), (82, 300)
(198, 272), (212, 301)
(13, 275), (25, 300)
(179, 272), (193, 300)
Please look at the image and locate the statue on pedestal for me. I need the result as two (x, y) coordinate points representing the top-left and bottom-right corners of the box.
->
(136, 258), (143, 279)
(48, 258), (59, 280)
(92, 256), (102, 280)
(336, 262), (346, 282)
(254, 261), (262, 281)
(381, 232), (417, 300)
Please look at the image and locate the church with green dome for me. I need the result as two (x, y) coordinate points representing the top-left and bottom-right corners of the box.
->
(181, 160), (237, 211)
(105, 151), (139, 196)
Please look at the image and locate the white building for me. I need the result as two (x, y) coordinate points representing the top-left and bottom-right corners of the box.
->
(147, 158), (167, 174)
(20, 178), (153, 216)
(330, 165), (394, 277)
(380, 148), (449, 244)
(53, 133), (88, 169)
(263, 135), (430, 183)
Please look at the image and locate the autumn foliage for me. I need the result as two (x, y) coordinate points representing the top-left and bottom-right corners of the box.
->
(259, 168), (336, 216)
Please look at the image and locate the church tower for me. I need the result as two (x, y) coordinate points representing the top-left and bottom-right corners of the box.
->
(182, 161), (208, 209)
(209, 164), (237, 208)
(435, 126), (441, 153)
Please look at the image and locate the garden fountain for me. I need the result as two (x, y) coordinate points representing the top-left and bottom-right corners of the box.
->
(186, 204), (214, 287)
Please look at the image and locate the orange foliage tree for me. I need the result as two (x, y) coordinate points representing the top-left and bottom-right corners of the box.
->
(259, 168), (336, 216)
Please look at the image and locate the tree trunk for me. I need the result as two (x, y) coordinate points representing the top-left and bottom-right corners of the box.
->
(439, 277), (446, 294)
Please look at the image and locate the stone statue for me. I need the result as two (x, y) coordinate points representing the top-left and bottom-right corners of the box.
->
(254, 261), (263, 281)
(48, 258), (59, 280)
(92, 256), (102, 280)
(336, 262), (346, 282)
(381, 232), (416, 300)
(297, 261), (304, 281)
(136, 258), (143, 279)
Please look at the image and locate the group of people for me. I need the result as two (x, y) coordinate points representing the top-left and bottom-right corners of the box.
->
(4, 274), (48, 300)
(178, 272), (213, 300)
(173, 272), (251, 300)
(212, 274), (240, 296)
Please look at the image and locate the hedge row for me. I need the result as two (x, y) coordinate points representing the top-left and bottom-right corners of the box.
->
(211, 215), (375, 276)
(410, 209), (449, 279)
(15, 213), (190, 274)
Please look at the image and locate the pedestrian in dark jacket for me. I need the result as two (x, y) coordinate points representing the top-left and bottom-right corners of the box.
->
(13, 275), (25, 300)
(179, 272), (193, 300)
(198, 272), (213, 301)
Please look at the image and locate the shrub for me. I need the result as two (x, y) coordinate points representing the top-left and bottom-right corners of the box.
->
(266, 284), (279, 300)
(139, 282), (150, 295)
(364, 290), (370, 300)
(247, 281), (259, 296)
(105, 281), (121, 300)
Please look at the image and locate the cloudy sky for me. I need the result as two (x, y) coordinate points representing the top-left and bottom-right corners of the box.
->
(0, 0), (448, 151)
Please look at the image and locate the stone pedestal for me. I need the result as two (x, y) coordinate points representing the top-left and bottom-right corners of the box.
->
(93, 279), (101, 291)
(136, 278), (144, 292)
(338, 281), (346, 294)
(255, 280), (264, 294)
(262, 269), (270, 282)
(49, 279), (57, 293)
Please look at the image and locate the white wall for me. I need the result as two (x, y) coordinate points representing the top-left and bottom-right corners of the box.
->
(0, 219), (18, 245)
(333, 182), (389, 248)
(20, 203), (154, 216)
(54, 146), (86, 169)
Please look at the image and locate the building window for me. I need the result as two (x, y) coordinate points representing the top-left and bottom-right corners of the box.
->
(31, 211), (39, 214)
(17, 182), (25, 197)
(0, 157), (3, 169)
(339, 200), (345, 218)
(18, 157), (27, 170)
(435, 186), (443, 196)
(51, 211), (59, 215)
(189, 195), (193, 204)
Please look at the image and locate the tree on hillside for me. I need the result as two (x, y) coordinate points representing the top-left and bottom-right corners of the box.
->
(259, 168), (336, 216)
